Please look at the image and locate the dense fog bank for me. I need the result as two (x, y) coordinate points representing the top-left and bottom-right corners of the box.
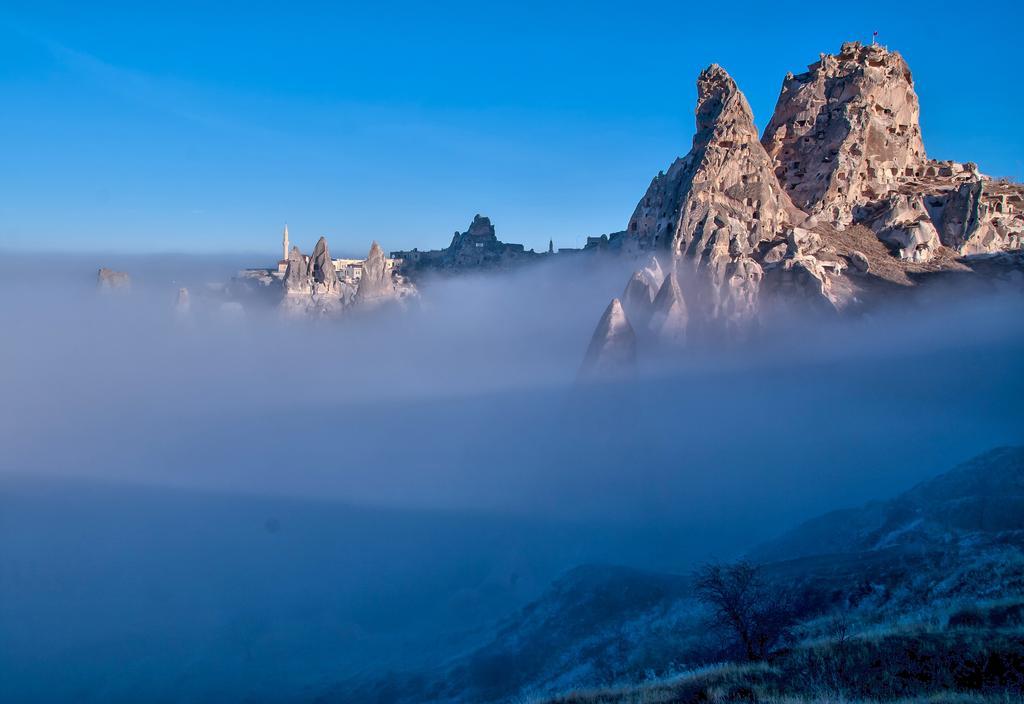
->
(1, 252), (1022, 702)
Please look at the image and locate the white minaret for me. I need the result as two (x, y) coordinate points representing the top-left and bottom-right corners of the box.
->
(282, 224), (290, 261)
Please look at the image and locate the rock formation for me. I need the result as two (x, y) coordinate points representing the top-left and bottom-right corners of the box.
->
(356, 241), (391, 302)
(309, 236), (341, 297)
(638, 255), (666, 292)
(627, 64), (799, 262)
(392, 215), (539, 277)
(280, 245), (315, 316)
(307, 236), (346, 315)
(282, 245), (312, 297)
(707, 254), (763, 333)
(856, 194), (940, 262)
(97, 268), (130, 289)
(614, 39), (1021, 352)
(762, 41), (926, 226)
(579, 299), (636, 381)
(621, 272), (655, 330)
(275, 235), (415, 317)
(648, 272), (688, 345)
(938, 180), (1023, 255)
(762, 41), (1024, 260)
(623, 63), (819, 339)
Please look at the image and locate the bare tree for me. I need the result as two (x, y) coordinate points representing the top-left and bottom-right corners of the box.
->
(693, 560), (796, 661)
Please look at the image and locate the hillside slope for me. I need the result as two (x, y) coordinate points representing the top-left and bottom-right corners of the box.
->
(330, 447), (1024, 703)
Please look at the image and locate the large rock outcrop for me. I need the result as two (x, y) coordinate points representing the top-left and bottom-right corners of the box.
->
(762, 41), (926, 227)
(277, 236), (414, 317)
(627, 65), (799, 261)
(763, 41), (1024, 259)
(579, 299), (637, 381)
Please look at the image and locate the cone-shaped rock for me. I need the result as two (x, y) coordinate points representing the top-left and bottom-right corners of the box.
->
(356, 241), (392, 302)
(309, 236), (339, 295)
(621, 272), (655, 329)
(627, 64), (798, 260)
(762, 42), (926, 226)
(579, 298), (637, 381)
(648, 272), (688, 344)
(282, 246), (311, 295)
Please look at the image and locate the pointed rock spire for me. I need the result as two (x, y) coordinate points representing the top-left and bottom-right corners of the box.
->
(648, 272), (688, 344)
(309, 236), (339, 295)
(356, 241), (393, 303)
(282, 245), (311, 295)
(579, 298), (637, 381)
(627, 64), (799, 261)
(622, 272), (655, 329)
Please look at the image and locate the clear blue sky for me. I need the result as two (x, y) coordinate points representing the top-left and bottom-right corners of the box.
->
(2, 1), (1021, 256)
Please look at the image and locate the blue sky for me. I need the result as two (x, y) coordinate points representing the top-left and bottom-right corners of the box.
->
(1, 1), (1021, 257)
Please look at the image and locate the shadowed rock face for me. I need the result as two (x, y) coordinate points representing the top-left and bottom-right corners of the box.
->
(579, 298), (636, 381)
(762, 41), (926, 227)
(309, 236), (340, 296)
(939, 180), (1024, 256)
(648, 272), (688, 344)
(627, 64), (798, 262)
(622, 272), (655, 330)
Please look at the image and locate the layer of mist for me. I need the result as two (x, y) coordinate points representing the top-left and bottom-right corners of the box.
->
(2, 251), (1022, 702)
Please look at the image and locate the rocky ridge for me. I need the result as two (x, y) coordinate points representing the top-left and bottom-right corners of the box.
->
(280, 238), (415, 318)
(391, 215), (541, 277)
(584, 41), (1024, 378)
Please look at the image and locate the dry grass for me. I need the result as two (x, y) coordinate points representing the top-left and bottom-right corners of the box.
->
(534, 625), (1024, 704)
(817, 223), (969, 288)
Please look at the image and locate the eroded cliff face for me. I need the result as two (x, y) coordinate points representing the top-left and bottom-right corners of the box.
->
(762, 41), (1024, 261)
(762, 41), (927, 227)
(584, 41), (1024, 379)
(622, 65), (814, 345)
(628, 65), (798, 261)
